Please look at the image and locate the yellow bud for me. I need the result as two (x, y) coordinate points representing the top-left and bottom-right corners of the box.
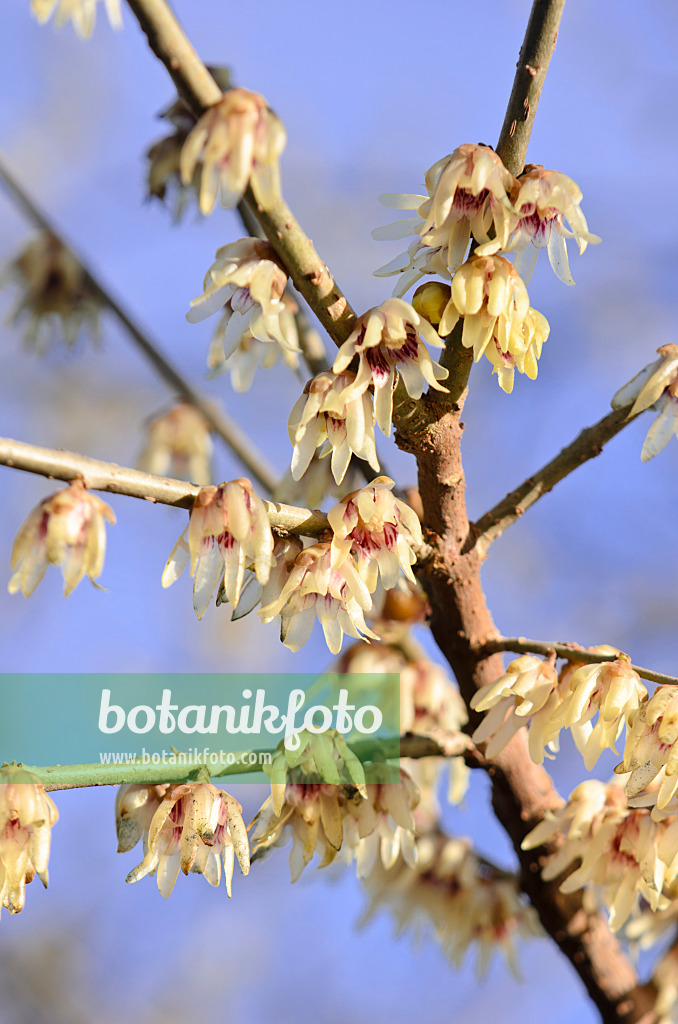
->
(412, 282), (451, 328)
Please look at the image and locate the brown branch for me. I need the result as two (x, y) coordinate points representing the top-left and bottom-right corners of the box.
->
(478, 636), (678, 688)
(495, 0), (568, 175)
(0, 155), (278, 495)
(110, 2), (654, 1018)
(472, 405), (639, 556)
(0, 436), (330, 536)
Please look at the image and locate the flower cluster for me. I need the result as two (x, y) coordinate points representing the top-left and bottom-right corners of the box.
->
(471, 652), (646, 769)
(251, 757), (419, 882)
(374, 144), (598, 293)
(361, 830), (542, 977)
(137, 403), (213, 485)
(612, 344), (678, 462)
(9, 480), (116, 597)
(437, 254), (550, 393)
(186, 239), (299, 377)
(288, 371), (380, 486)
(118, 782), (250, 898)
(332, 299), (448, 435)
(523, 779), (678, 931)
(0, 767), (58, 918)
(180, 88), (286, 215)
(162, 479), (274, 619)
(2, 233), (102, 352)
(30, 0), (122, 37)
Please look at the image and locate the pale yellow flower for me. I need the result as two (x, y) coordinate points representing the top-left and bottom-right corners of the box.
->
(470, 655), (562, 763)
(2, 233), (101, 352)
(507, 164), (600, 285)
(162, 479), (274, 619)
(327, 477), (422, 592)
(251, 763), (419, 882)
(439, 254), (549, 393)
(213, 294), (300, 391)
(186, 239), (294, 370)
(137, 403), (213, 485)
(259, 541), (378, 654)
(333, 299), (448, 435)
(30, 0), (122, 37)
(288, 371), (380, 486)
(612, 344), (678, 461)
(361, 831), (541, 978)
(124, 783), (250, 898)
(547, 657), (646, 770)
(616, 686), (678, 811)
(9, 480), (115, 597)
(180, 88), (286, 214)
(373, 143), (517, 294)
(0, 766), (58, 917)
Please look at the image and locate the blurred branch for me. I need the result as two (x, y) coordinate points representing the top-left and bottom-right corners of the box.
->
(124, 0), (359, 348)
(471, 405), (640, 556)
(477, 636), (678, 688)
(26, 730), (480, 791)
(0, 155), (277, 494)
(495, 0), (567, 174)
(0, 436), (330, 535)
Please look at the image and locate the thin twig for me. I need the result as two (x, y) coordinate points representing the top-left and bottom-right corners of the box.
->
(495, 0), (568, 175)
(124, 0), (358, 348)
(477, 636), (678, 689)
(0, 436), (330, 536)
(471, 405), (640, 556)
(0, 155), (277, 494)
(23, 730), (478, 791)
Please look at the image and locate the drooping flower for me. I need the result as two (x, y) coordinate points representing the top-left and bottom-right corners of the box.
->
(506, 165), (600, 285)
(615, 686), (678, 811)
(259, 541), (379, 654)
(327, 477), (422, 592)
(211, 294), (300, 390)
(547, 657), (646, 770)
(439, 254), (549, 393)
(30, 0), (122, 37)
(361, 830), (541, 978)
(137, 403), (213, 485)
(9, 480), (116, 597)
(219, 534), (304, 622)
(470, 655), (563, 763)
(0, 766), (58, 917)
(612, 344), (678, 461)
(373, 144), (518, 294)
(186, 239), (295, 369)
(522, 779), (670, 931)
(288, 371), (380, 485)
(2, 233), (102, 352)
(333, 299), (448, 435)
(115, 784), (167, 854)
(161, 479), (274, 619)
(180, 88), (286, 214)
(123, 783), (250, 898)
(251, 762), (419, 882)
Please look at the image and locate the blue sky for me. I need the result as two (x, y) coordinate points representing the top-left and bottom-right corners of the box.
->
(1, 1), (678, 1021)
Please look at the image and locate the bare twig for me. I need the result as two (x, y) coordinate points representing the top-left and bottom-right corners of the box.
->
(0, 436), (329, 536)
(495, 0), (568, 175)
(477, 636), (678, 689)
(471, 405), (639, 555)
(0, 155), (277, 494)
